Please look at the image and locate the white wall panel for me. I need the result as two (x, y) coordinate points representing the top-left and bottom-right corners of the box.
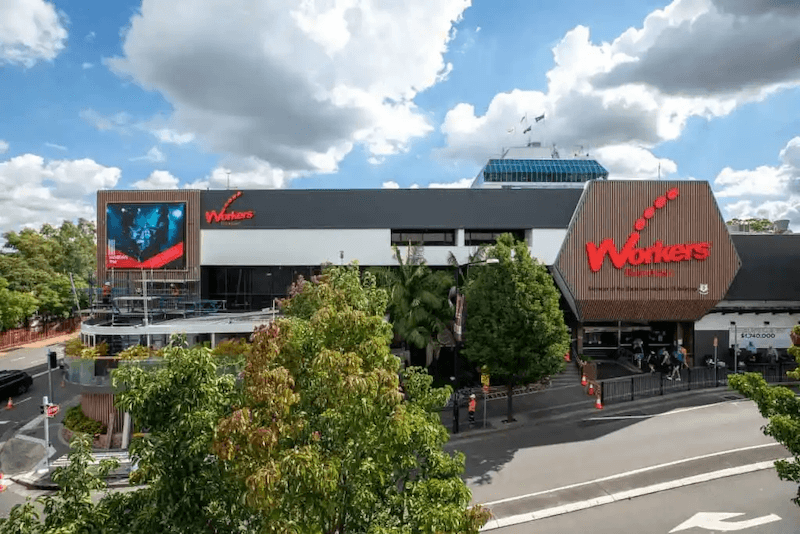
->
(201, 228), (567, 266)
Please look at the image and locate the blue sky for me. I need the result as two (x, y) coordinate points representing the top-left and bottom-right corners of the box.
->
(1, 0), (799, 231)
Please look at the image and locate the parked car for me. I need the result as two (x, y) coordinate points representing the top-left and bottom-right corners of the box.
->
(0, 370), (33, 397)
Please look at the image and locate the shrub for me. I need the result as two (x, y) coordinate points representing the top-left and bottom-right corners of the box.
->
(63, 405), (107, 435)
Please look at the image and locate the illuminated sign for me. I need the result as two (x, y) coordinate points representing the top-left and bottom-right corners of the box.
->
(585, 187), (711, 273)
(106, 203), (186, 269)
(204, 191), (254, 224)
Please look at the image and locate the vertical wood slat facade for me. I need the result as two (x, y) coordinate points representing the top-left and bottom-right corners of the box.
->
(80, 393), (125, 433)
(96, 190), (201, 284)
(554, 181), (741, 322)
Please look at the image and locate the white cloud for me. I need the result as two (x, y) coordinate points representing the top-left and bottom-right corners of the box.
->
(382, 181), (400, 189)
(44, 142), (67, 151)
(714, 136), (800, 231)
(84, 31), (96, 43)
(80, 109), (132, 133)
(428, 177), (473, 188)
(0, 154), (120, 230)
(0, 140), (8, 154)
(592, 145), (678, 180)
(130, 146), (165, 163)
(106, 0), (470, 176)
(185, 157), (293, 190)
(439, 0), (800, 166)
(82, 62), (93, 69)
(151, 128), (195, 145)
(132, 170), (180, 190)
(0, 0), (67, 67)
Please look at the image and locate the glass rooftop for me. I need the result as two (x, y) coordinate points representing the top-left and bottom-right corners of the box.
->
(482, 159), (609, 183)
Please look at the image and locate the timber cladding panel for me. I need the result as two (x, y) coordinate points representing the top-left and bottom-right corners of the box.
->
(554, 181), (740, 322)
(97, 190), (201, 282)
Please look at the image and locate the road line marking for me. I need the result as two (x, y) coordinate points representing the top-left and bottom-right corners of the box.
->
(583, 415), (651, 421)
(481, 458), (791, 531)
(15, 397), (32, 405)
(20, 414), (44, 432)
(11, 357), (26, 362)
(480, 442), (781, 507)
(32, 370), (51, 379)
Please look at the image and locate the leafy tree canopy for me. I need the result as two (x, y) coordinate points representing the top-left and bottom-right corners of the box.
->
(463, 233), (569, 421)
(726, 218), (774, 232)
(729, 326), (800, 505)
(215, 264), (489, 533)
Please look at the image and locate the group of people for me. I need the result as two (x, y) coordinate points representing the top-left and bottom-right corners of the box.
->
(632, 338), (688, 381)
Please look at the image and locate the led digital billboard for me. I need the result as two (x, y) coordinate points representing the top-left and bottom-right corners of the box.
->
(106, 203), (186, 269)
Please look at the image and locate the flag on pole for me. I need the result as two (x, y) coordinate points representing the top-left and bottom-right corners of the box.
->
(523, 125), (532, 134)
(507, 127), (515, 134)
(520, 114), (527, 124)
(535, 114), (545, 122)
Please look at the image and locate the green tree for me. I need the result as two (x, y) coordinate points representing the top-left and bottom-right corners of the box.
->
(463, 233), (569, 423)
(0, 434), (120, 534)
(372, 246), (452, 363)
(215, 265), (489, 533)
(729, 325), (800, 505)
(0, 277), (38, 330)
(106, 342), (261, 533)
(726, 218), (774, 232)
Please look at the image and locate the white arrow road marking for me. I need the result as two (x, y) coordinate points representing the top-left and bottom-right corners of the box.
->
(670, 512), (781, 532)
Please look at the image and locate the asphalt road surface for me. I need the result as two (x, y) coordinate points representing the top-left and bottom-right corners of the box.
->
(492, 468), (799, 533)
(450, 399), (797, 531)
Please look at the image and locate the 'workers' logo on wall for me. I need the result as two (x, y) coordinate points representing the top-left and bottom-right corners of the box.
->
(585, 187), (712, 273)
(205, 191), (254, 224)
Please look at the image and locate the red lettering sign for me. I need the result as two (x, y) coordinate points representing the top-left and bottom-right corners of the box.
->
(205, 191), (254, 224)
(585, 187), (712, 272)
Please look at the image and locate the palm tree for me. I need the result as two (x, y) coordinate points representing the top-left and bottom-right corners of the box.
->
(373, 245), (451, 367)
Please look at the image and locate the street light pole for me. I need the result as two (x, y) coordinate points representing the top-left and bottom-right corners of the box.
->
(452, 266), (461, 434)
(731, 320), (738, 374)
(450, 258), (498, 434)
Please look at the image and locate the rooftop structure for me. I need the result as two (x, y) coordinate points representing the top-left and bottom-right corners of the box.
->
(471, 144), (609, 188)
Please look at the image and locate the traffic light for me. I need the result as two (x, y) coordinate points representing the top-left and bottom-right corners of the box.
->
(48, 350), (57, 369)
(40, 404), (44, 414)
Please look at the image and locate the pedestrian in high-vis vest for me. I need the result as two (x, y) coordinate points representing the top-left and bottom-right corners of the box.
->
(468, 394), (477, 426)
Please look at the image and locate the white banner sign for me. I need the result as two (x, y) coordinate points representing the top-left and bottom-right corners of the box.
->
(730, 327), (792, 349)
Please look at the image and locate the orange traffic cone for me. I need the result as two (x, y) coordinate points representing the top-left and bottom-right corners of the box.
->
(6, 398), (13, 410)
(595, 394), (603, 410)
(580, 374), (587, 386)
(587, 382), (595, 395)
(0, 472), (5, 493)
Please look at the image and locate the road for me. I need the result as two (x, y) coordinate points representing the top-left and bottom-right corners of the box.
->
(493, 469), (799, 533)
(0, 343), (84, 471)
(448, 399), (798, 531)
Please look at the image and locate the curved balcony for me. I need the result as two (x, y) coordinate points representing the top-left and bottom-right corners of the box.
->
(62, 356), (166, 392)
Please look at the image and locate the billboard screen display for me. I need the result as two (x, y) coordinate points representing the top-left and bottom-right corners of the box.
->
(106, 203), (186, 269)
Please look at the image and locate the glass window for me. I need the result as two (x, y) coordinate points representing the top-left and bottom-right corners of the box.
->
(465, 229), (525, 246)
(391, 230), (455, 246)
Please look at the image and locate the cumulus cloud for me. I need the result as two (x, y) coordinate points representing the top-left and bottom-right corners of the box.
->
(439, 0), (800, 174)
(0, 0), (67, 67)
(382, 181), (400, 189)
(0, 154), (120, 230)
(592, 145), (678, 180)
(132, 170), (180, 190)
(185, 157), (292, 190)
(0, 140), (8, 154)
(82, 62), (93, 69)
(714, 136), (800, 231)
(106, 0), (470, 177)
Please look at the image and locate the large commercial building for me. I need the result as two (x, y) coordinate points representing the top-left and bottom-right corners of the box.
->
(83, 155), (799, 368)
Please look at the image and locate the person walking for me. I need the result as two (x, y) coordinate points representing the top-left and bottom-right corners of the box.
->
(468, 394), (477, 426)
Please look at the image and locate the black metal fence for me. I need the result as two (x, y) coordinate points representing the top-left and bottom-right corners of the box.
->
(600, 362), (798, 405)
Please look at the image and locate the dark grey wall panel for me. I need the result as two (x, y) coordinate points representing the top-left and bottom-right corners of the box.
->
(727, 235), (800, 301)
(199, 188), (584, 230)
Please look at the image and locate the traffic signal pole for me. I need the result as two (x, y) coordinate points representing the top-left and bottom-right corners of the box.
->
(42, 395), (50, 472)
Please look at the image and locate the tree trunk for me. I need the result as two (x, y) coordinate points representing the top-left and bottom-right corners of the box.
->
(505, 383), (515, 423)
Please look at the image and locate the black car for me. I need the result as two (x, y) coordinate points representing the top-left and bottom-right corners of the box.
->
(0, 370), (33, 398)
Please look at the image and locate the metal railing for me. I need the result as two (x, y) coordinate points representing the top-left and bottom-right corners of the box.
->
(600, 362), (798, 406)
